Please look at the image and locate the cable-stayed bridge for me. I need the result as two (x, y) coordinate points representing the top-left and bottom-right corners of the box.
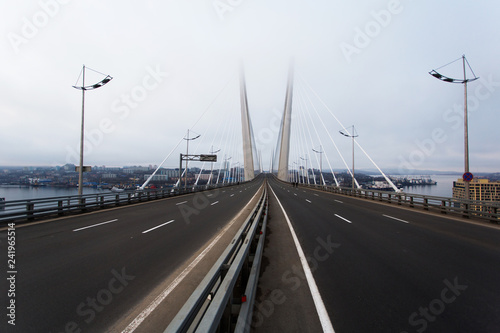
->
(1, 67), (500, 333)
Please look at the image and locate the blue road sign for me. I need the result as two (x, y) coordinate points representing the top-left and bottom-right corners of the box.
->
(463, 172), (474, 182)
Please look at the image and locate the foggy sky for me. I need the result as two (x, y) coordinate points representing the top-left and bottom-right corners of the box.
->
(1, 0), (499, 173)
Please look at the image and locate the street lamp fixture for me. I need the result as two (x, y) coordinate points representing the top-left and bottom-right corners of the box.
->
(208, 146), (220, 186)
(72, 65), (113, 196)
(234, 162), (240, 183)
(300, 156), (309, 185)
(312, 146), (324, 186)
(224, 156), (232, 184)
(292, 161), (299, 185)
(429, 55), (479, 202)
(340, 126), (358, 192)
(183, 129), (200, 190)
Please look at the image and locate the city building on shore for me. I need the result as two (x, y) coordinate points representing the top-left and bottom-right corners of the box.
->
(453, 178), (500, 211)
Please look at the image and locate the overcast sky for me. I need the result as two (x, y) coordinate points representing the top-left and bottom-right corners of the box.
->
(1, 0), (499, 174)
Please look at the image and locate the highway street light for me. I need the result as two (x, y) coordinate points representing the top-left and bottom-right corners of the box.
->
(223, 156), (232, 184)
(292, 161), (299, 184)
(429, 55), (479, 202)
(340, 126), (358, 192)
(300, 156), (309, 184)
(234, 162), (240, 183)
(72, 65), (113, 196)
(183, 129), (200, 190)
(312, 146), (324, 186)
(208, 146), (220, 186)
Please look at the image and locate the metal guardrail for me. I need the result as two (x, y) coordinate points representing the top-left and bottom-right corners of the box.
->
(165, 185), (268, 333)
(0, 182), (249, 225)
(299, 182), (500, 223)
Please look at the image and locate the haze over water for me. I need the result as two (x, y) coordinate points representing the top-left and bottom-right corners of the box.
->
(0, 175), (460, 201)
(0, 186), (105, 202)
(399, 174), (460, 198)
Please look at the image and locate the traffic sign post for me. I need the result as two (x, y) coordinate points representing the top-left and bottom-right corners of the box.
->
(200, 154), (217, 162)
(463, 172), (474, 182)
(75, 166), (92, 172)
(179, 153), (218, 189)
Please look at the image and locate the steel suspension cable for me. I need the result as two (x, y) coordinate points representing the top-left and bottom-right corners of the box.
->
(299, 75), (398, 190)
(296, 95), (319, 185)
(297, 82), (343, 186)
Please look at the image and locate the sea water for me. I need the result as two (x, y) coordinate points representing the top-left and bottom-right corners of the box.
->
(0, 186), (108, 202)
(398, 174), (461, 198)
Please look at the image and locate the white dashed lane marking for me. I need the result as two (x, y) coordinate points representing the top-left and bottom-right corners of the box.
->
(334, 214), (352, 224)
(73, 219), (119, 232)
(142, 220), (174, 234)
(383, 214), (410, 224)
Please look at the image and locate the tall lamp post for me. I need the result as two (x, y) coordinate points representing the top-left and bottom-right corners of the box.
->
(208, 146), (220, 186)
(429, 55), (479, 202)
(300, 156), (309, 184)
(223, 156), (232, 184)
(340, 126), (358, 192)
(292, 161), (299, 184)
(312, 146), (324, 186)
(234, 162), (240, 183)
(72, 65), (112, 196)
(183, 129), (200, 190)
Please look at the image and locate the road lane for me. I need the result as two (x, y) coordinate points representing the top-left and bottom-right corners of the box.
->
(0, 178), (264, 333)
(141, 220), (175, 234)
(268, 185), (335, 332)
(383, 214), (410, 224)
(268, 177), (500, 333)
(73, 218), (120, 232)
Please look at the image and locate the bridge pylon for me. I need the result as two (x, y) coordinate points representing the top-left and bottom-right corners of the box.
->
(277, 63), (294, 181)
(240, 66), (255, 181)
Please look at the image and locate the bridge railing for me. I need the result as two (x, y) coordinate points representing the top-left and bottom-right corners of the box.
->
(0, 182), (249, 225)
(165, 185), (268, 333)
(301, 183), (500, 223)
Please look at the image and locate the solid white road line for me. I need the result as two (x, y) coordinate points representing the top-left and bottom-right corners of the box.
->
(73, 219), (119, 232)
(122, 186), (263, 333)
(211, 201), (219, 206)
(269, 185), (336, 333)
(334, 214), (352, 224)
(142, 220), (174, 234)
(383, 214), (410, 224)
(334, 200), (343, 204)
(175, 201), (188, 205)
(306, 199), (312, 203)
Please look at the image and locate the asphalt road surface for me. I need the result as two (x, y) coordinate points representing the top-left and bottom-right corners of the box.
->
(268, 177), (500, 333)
(2, 174), (499, 333)
(0, 178), (263, 333)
